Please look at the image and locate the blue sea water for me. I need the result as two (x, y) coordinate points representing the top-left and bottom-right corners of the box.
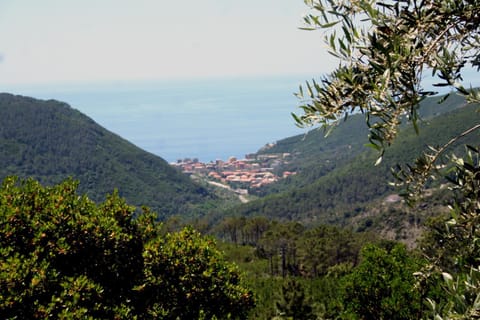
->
(7, 76), (310, 162)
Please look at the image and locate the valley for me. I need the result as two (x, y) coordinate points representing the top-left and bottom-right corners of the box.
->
(1, 89), (478, 319)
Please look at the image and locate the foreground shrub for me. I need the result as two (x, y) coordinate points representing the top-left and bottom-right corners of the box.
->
(0, 177), (253, 319)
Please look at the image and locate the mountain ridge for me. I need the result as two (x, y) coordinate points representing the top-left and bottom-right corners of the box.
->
(0, 92), (216, 219)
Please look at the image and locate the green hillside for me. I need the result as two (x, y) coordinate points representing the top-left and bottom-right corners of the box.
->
(255, 92), (468, 195)
(227, 94), (480, 229)
(0, 93), (216, 218)
(253, 112), (370, 195)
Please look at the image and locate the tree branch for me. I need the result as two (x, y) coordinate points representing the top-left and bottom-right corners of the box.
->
(431, 122), (480, 166)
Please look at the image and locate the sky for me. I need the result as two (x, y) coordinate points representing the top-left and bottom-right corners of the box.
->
(0, 0), (335, 86)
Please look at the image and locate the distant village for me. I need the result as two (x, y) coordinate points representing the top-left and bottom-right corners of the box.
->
(170, 151), (296, 192)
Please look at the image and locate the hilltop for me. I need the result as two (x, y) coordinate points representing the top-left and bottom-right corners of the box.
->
(0, 93), (217, 219)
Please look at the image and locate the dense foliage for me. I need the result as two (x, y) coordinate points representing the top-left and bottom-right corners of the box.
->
(216, 217), (375, 278)
(216, 216), (439, 319)
(0, 177), (253, 319)
(275, 278), (315, 320)
(342, 243), (423, 319)
(0, 93), (216, 218)
(290, 0), (480, 318)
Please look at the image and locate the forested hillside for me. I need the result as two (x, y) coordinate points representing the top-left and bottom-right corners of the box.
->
(256, 93), (468, 194)
(226, 94), (479, 235)
(0, 93), (216, 218)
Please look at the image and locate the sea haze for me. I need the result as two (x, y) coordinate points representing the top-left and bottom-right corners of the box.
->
(7, 76), (309, 162)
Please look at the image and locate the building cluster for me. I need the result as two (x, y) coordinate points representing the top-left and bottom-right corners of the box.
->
(171, 153), (296, 189)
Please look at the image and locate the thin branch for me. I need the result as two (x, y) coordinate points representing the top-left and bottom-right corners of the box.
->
(426, 23), (455, 56)
(431, 123), (480, 166)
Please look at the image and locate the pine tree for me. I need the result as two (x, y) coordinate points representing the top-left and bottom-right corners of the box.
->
(275, 278), (315, 320)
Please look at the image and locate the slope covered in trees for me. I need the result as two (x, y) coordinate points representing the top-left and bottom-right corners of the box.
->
(228, 94), (479, 232)
(0, 93), (217, 218)
(256, 93), (469, 195)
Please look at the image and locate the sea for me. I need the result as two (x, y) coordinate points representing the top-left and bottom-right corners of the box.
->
(5, 75), (312, 163)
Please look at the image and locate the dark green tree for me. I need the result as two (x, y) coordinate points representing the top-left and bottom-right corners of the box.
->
(217, 216), (245, 244)
(259, 222), (304, 277)
(275, 278), (316, 320)
(0, 177), (254, 319)
(243, 216), (270, 245)
(342, 243), (423, 319)
(299, 225), (366, 277)
(139, 227), (254, 319)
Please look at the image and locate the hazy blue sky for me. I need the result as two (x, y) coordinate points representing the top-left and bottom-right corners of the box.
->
(0, 0), (335, 85)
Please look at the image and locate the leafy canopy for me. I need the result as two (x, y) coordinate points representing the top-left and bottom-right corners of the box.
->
(294, 0), (480, 317)
(0, 177), (253, 319)
(342, 243), (423, 319)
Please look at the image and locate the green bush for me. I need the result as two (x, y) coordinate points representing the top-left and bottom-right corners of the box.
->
(342, 243), (423, 319)
(0, 177), (253, 319)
